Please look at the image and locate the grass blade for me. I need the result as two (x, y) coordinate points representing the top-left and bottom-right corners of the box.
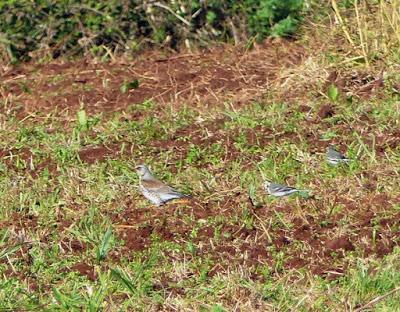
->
(96, 227), (113, 261)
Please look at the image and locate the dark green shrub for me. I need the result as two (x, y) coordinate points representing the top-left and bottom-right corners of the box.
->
(0, 0), (304, 62)
(246, 0), (304, 37)
(0, 0), (152, 61)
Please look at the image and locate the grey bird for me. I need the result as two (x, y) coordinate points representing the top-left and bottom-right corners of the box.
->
(326, 146), (350, 165)
(135, 164), (188, 206)
(264, 180), (305, 197)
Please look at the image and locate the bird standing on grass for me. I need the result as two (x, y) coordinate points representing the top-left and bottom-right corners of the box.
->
(326, 146), (350, 166)
(264, 180), (306, 197)
(135, 164), (189, 206)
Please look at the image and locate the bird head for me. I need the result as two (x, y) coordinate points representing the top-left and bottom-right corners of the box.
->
(327, 145), (336, 152)
(135, 164), (152, 179)
(263, 181), (271, 189)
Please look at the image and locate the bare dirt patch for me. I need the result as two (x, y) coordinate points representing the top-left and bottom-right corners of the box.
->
(108, 191), (400, 278)
(78, 144), (125, 164)
(1, 212), (38, 232)
(0, 148), (58, 177)
(1, 40), (306, 117)
(70, 262), (97, 281)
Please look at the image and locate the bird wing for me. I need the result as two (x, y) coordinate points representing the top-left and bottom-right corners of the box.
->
(142, 178), (186, 199)
(270, 183), (297, 193)
(329, 149), (348, 160)
(142, 178), (171, 192)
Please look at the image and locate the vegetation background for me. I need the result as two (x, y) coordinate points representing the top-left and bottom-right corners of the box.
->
(1, 0), (400, 311)
(0, 0), (305, 62)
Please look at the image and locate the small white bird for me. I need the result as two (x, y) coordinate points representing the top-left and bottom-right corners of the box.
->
(136, 164), (189, 206)
(264, 181), (305, 197)
(326, 146), (350, 166)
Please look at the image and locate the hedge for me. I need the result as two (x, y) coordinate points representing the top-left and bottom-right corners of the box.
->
(0, 0), (304, 62)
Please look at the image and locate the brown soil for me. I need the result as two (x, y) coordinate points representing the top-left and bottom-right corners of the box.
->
(70, 262), (97, 281)
(1, 39), (305, 117)
(78, 144), (127, 164)
(317, 104), (335, 119)
(108, 192), (400, 277)
(0, 148), (58, 177)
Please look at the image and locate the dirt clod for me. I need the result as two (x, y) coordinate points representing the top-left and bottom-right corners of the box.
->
(325, 236), (355, 252)
(71, 262), (97, 281)
(318, 104), (335, 119)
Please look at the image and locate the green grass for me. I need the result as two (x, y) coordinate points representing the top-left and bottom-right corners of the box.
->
(0, 88), (400, 311)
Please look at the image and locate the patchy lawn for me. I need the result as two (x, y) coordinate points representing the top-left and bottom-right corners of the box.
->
(1, 34), (400, 310)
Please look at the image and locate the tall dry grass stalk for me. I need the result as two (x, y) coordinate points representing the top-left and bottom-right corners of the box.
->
(332, 0), (400, 65)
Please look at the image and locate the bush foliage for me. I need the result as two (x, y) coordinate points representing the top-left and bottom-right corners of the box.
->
(0, 0), (304, 62)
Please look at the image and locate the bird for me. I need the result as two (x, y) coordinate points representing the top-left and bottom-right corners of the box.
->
(326, 146), (350, 165)
(135, 164), (189, 206)
(264, 180), (305, 197)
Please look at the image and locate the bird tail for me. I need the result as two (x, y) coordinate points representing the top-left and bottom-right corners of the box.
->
(172, 191), (191, 199)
